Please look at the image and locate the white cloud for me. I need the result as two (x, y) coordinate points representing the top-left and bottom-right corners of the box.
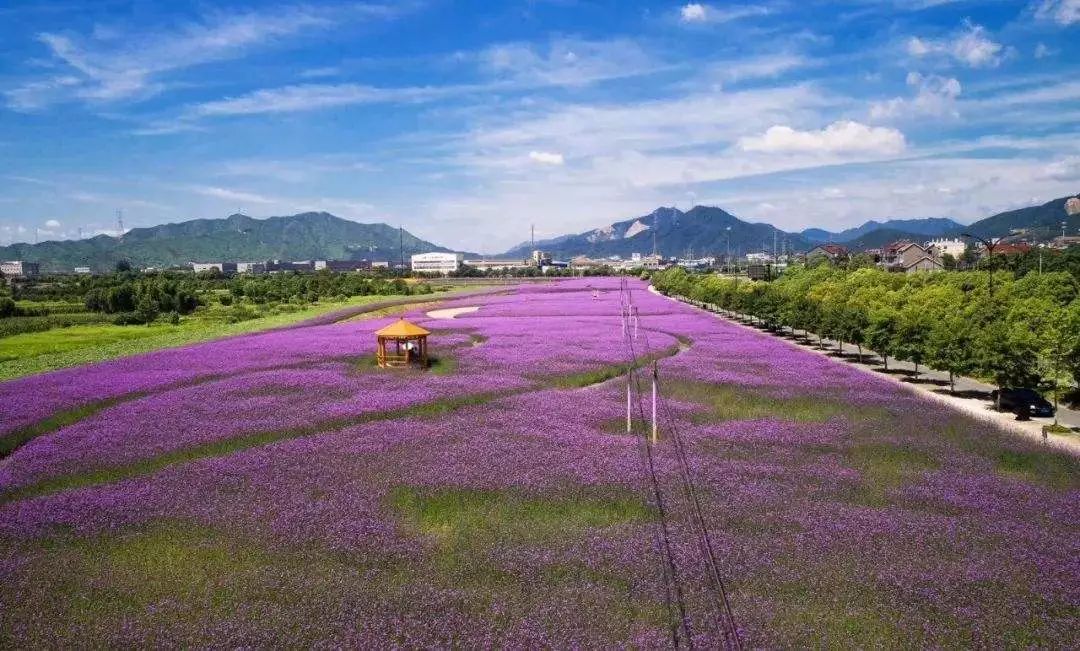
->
(680, 3), (708, 22)
(870, 72), (961, 120)
(180, 38), (660, 121)
(5, 4), (404, 111)
(738, 121), (906, 155)
(478, 38), (657, 87)
(217, 157), (376, 183)
(678, 3), (769, 24)
(193, 185), (277, 204)
(1034, 43), (1052, 58)
(907, 22), (1003, 68)
(701, 54), (811, 85)
(1040, 156), (1080, 182)
(299, 66), (341, 79)
(44, 219), (61, 228)
(528, 151), (565, 165)
(1033, 0), (1080, 26)
(191, 83), (456, 117)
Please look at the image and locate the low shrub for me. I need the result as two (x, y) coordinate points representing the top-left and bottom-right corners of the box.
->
(0, 313), (110, 338)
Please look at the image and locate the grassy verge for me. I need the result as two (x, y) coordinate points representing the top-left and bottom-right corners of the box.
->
(0, 293), (465, 382)
(545, 344), (682, 389)
(662, 380), (888, 423)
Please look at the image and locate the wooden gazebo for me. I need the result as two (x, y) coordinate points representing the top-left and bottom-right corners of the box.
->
(375, 318), (431, 368)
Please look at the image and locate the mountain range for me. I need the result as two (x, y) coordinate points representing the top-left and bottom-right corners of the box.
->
(502, 193), (1078, 259)
(3, 193), (1077, 272)
(502, 206), (813, 259)
(801, 217), (962, 244)
(0, 212), (450, 272)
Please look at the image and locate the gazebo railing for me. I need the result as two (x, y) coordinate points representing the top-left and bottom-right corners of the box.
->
(377, 352), (412, 367)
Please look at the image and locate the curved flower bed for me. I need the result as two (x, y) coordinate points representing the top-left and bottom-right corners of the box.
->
(0, 277), (1076, 647)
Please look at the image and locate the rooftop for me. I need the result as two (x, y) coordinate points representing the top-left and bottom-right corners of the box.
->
(375, 318), (431, 338)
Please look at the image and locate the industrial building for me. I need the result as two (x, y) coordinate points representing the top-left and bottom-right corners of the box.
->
(410, 252), (464, 274)
(1, 261), (41, 278)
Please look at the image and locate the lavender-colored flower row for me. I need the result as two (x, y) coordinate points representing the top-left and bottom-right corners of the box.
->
(0, 277), (1076, 647)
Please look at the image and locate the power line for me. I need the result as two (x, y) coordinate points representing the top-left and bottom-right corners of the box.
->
(622, 280), (743, 649)
(619, 279), (690, 647)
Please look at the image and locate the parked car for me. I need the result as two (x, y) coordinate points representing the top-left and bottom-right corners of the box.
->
(990, 388), (1055, 418)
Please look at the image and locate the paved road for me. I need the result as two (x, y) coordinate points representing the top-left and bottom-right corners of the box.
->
(667, 294), (1080, 447)
(791, 332), (1080, 431)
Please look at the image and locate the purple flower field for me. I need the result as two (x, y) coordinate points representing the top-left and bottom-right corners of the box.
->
(1, 278), (1077, 647)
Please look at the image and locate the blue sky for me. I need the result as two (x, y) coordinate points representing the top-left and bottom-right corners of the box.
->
(1, 0), (1078, 252)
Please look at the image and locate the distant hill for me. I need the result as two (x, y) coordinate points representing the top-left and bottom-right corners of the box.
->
(512, 194), (1079, 259)
(843, 228), (937, 251)
(0, 212), (450, 272)
(961, 194), (1080, 241)
(502, 206), (813, 259)
(802, 217), (963, 243)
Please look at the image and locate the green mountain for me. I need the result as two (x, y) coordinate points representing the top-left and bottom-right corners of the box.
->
(960, 194), (1080, 241)
(503, 206), (813, 259)
(802, 217), (962, 243)
(0, 212), (450, 272)
(507, 193), (1080, 259)
(843, 228), (938, 251)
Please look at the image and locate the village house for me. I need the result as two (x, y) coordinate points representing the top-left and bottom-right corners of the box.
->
(903, 255), (945, 273)
(806, 244), (849, 264)
(925, 237), (966, 259)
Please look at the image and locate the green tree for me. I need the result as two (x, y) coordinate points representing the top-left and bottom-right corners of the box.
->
(894, 305), (932, 377)
(864, 309), (896, 369)
(133, 294), (159, 325)
(926, 314), (974, 393)
(974, 320), (1040, 409)
(1013, 297), (1079, 424)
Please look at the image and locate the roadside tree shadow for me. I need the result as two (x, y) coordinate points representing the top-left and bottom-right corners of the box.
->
(876, 367), (917, 378)
(933, 388), (993, 400)
(902, 377), (950, 387)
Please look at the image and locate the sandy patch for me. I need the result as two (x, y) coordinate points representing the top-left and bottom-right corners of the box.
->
(426, 306), (480, 319)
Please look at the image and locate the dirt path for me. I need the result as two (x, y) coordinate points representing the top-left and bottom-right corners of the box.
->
(426, 306), (480, 319)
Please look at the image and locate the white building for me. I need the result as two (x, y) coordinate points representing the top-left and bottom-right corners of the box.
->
(410, 252), (464, 274)
(746, 252), (772, 263)
(73, 266), (92, 274)
(1, 261), (40, 278)
(236, 262), (266, 274)
(191, 262), (237, 274)
(925, 238), (966, 259)
(464, 258), (533, 272)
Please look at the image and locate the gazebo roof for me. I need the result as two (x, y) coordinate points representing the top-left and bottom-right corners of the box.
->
(375, 318), (431, 338)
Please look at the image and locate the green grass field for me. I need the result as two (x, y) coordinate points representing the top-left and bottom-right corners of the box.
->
(0, 294), (436, 381)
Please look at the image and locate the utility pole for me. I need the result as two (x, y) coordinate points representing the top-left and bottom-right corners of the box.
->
(961, 232), (998, 296)
(398, 225), (404, 272)
(725, 226), (731, 272)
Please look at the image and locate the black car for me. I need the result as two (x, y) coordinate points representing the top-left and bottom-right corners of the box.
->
(990, 388), (1055, 418)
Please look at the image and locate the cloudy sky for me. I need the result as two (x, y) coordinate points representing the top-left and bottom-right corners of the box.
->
(1, 0), (1078, 251)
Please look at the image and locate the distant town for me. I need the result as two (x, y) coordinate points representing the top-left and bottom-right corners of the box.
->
(4, 228), (1080, 282)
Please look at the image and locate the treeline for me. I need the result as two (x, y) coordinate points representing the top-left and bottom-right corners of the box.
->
(652, 265), (1080, 408)
(4, 269), (432, 328)
(226, 273), (421, 303)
